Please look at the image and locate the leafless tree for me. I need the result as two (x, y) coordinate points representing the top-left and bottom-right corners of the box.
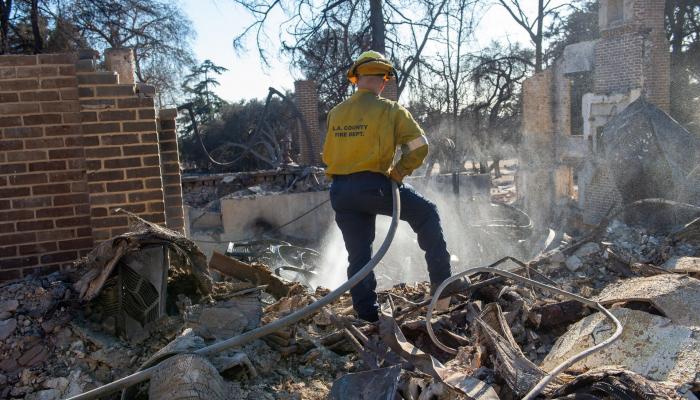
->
(409, 0), (479, 171)
(230, 0), (448, 101)
(495, 0), (567, 72)
(0, 0), (12, 54)
(70, 0), (196, 106)
(465, 42), (531, 176)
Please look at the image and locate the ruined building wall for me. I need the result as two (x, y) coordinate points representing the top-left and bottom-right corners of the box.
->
(77, 64), (166, 242)
(158, 109), (186, 234)
(583, 0), (669, 224)
(0, 51), (185, 278)
(519, 68), (558, 227)
(584, 165), (624, 225)
(595, 0), (669, 112)
(519, 0), (671, 228)
(0, 54), (93, 280)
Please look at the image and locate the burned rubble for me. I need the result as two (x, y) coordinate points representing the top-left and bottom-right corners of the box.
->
(182, 167), (330, 209)
(0, 200), (697, 400)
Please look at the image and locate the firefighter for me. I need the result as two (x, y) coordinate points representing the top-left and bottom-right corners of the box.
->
(322, 51), (470, 322)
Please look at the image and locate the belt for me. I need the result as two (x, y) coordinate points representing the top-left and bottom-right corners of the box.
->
(333, 171), (387, 181)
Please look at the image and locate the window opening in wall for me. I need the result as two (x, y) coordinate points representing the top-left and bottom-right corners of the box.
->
(569, 71), (594, 136)
(608, 0), (624, 23)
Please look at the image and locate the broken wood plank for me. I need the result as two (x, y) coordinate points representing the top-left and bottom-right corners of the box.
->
(209, 251), (294, 299)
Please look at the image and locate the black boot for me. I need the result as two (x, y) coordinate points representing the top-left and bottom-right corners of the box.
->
(430, 276), (471, 297)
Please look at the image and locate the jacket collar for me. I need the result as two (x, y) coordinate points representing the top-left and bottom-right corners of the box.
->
(356, 88), (380, 96)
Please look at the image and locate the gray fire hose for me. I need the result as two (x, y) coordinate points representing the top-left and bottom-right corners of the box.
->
(66, 180), (400, 400)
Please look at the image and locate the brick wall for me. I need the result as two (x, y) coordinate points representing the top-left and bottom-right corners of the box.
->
(583, 164), (623, 225)
(294, 80), (321, 166)
(382, 80), (398, 102)
(595, 35), (644, 93)
(0, 51), (185, 279)
(595, 0), (669, 112)
(158, 108), (185, 234)
(583, 0), (669, 225)
(77, 67), (165, 242)
(519, 68), (560, 227)
(0, 54), (93, 279)
(643, 30), (670, 112)
(599, 0), (665, 37)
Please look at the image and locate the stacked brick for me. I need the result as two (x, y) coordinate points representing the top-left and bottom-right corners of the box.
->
(521, 69), (556, 164)
(0, 50), (185, 279)
(158, 108), (185, 234)
(76, 67), (166, 242)
(294, 80), (321, 166)
(583, 165), (623, 225)
(595, 0), (669, 112)
(519, 68), (559, 228)
(382, 80), (398, 102)
(0, 54), (93, 279)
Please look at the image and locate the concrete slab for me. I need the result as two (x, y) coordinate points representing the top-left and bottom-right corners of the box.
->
(594, 274), (700, 326)
(542, 308), (700, 386)
(220, 190), (333, 240)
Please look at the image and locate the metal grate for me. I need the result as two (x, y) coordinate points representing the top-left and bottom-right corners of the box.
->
(97, 263), (161, 332)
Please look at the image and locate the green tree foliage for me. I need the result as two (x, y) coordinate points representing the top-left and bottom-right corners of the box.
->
(180, 59), (229, 134)
(0, 0), (196, 106)
(545, 0), (599, 64)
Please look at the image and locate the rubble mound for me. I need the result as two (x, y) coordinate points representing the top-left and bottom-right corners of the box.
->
(1, 209), (699, 400)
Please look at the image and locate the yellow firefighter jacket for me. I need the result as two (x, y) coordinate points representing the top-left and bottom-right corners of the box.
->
(323, 89), (429, 178)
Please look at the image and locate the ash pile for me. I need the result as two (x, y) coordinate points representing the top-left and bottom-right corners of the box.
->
(1, 206), (699, 400)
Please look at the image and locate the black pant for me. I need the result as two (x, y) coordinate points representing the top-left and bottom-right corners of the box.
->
(330, 172), (451, 321)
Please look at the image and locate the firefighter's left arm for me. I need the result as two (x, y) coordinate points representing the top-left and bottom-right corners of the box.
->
(393, 105), (429, 176)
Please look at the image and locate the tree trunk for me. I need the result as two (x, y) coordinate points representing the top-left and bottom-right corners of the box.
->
(369, 0), (385, 54)
(423, 161), (435, 182)
(535, 0), (543, 72)
(30, 0), (42, 54)
(478, 156), (488, 174)
(492, 155), (502, 179)
(0, 0), (11, 55)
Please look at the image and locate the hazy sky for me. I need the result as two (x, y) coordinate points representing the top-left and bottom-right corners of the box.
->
(181, 0), (543, 103)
